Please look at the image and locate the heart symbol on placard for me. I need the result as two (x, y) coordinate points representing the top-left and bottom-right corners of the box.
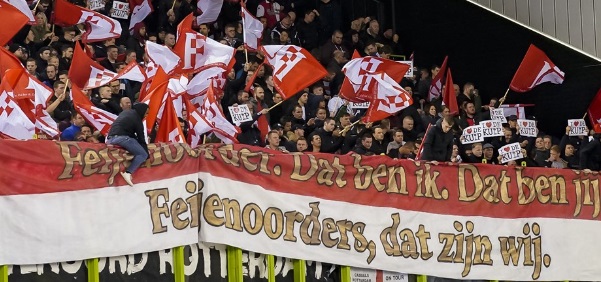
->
(467, 128), (472, 134)
(234, 107), (239, 113)
(118, 3), (124, 9)
(486, 122), (492, 128)
(574, 121), (580, 126)
(522, 121), (528, 127)
(503, 147), (510, 152)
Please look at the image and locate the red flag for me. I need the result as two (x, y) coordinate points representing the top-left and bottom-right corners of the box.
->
(183, 95), (213, 146)
(255, 101), (269, 144)
(0, 47), (23, 76)
(241, 5), (263, 51)
(442, 68), (459, 116)
(415, 123), (432, 161)
(199, 81), (240, 144)
(144, 67), (170, 132)
(261, 45), (327, 100)
(588, 87), (601, 130)
(244, 62), (264, 92)
(71, 84), (117, 135)
(155, 94), (186, 143)
(128, 0), (153, 32)
(428, 56), (448, 101)
(0, 2), (29, 46)
(0, 73), (35, 139)
(186, 66), (228, 107)
(340, 57), (409, 103)
(351, 50), (361, 59)
(361, 73), (413, 123)
(173, 19), (235, 74)
(177, 13), (195, 39)
(509, 44), (564, 92)
(5, 0), (35, 23)
(54, 0), (122, 43)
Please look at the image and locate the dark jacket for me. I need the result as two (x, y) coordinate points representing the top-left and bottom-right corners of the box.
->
(107, 103), (149, 154)
(421, 119), (454, 162)
(313, 128), (343, 153)
(580, 138), (601, 170)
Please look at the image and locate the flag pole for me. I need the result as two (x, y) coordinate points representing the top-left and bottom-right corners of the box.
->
(170, 0), (176, 11)
(340, 119), (361, 135)
(32, 0), (41, 13)
(62, 79), (69, 96)
(583, 112), (588, 120)
(498, 88), (510, 106)
(241, 11), (249, 64)
(267, 101), (282, 112)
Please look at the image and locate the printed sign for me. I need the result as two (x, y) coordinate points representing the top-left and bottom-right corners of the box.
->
(490, 108), (507, 123)
(399, 61), (413, 78)
(350, 268), (377, 282)
(518, 119), (538, 137)
(88, 0), (104, 11)
(350, 102), (370, 109)
(111, 1), (129, 19)
(228, 104), (252, 125)
(481, 120), (504, 137)
(498, 142), (523, 163)
(568, 119), (588, 136)
(461, 124), (484, 144)
(383, 271), (408, 282)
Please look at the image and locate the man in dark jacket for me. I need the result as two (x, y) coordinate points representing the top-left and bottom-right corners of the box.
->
(580, 133), (601, 172)
(105, 103), (149, 186)
(421, 117), (455, 163)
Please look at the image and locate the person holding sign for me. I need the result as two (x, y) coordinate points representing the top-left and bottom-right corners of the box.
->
(420, 117), (455, 163)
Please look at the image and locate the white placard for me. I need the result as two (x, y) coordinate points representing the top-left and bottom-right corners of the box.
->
(350, 268), (377, 282)
(461, 124), (484, 144)
(228, 104), (252, 125)
(568, 119), (588, 136)
(481, 120), (504, 137)
(111, 1), (130, 19)
(517, 119), (538, 137)
(498, 142), (523, 163)
(490, 108), (507, 123)
(351, 101), (370, 109)
(88, 0), (104, 11)
(383, 271), (408, 282)
(399, 61), (413, 78)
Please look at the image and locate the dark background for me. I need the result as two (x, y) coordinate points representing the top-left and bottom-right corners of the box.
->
(342, 0), (601, 137)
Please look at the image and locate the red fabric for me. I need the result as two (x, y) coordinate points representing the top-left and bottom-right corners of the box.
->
(428, 56), (448, 102)
(260, 45), (327, 100)
(351, 50), (361, 59)
(442, 68), (459, 116)
(509, 44), (564, 93)
(340, 57), (410, 103)
(69, 42), (113, 89)
(361, 73), (412, 123)
(0, 42), (25, 76)
(244, 62), (264, 92)
(588, 87), (601, 132)
(54, 0), (121, 43)
(71, 84), (117, 135)
(144, 67), (170, 132)
(255, 101), (270, 144)
(155, 94), (186, 143)
(0, 2), (29, 46)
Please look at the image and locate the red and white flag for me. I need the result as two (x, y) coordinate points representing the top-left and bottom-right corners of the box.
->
(509, 44), (564, 93)
(145, 41), (181, 76)
(261, 45), (327, 100)
(0, 78), (34, 139)
(588, 87), (601, 131)
(362, 73), (412, 123)
(428, 56), (448, 101)
(340, 56), (409, 103)
(183, 95), (213, 147)
(442, 68), (459, 116)
(0, 47), (23, 76)
(54, 0), (122, 43)
(5, 69), (59, 139)
(173, 17), (235, 74)
(70, 43), (145, 89)
(199, 81), (239, 144)
(128, 0), (153, 31)
(186, 66), (227, 107)
(0, 2), (29, 46)
(155, 94), (186, 143)
(71, 84), (117, 135)
(4, 0), (34, 23)
(196, 0), (222, 25)
(241, 5), (263, 51)
(144, 67), (170, 132)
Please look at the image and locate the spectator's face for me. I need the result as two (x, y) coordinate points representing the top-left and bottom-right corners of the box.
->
(299, 93), (308, 104)
(239, 92), (249, 103)
(279, 31), (290, 43)
(431, 67), (441, 78)
(305, 12), (315, 23)
(126, 52), (137, 63)
(63, 47), (73, 58)
(441, 119), (453, 133)
(49, 57), (59, 67)
(535, 137), (544, 149)
(225, 27), (236, 39)
(41, 50), (50, 60)
(73, 114), (86, 127)
(120, 97), (131, 110)
(543, 138), (552, 150)
(402, 118), (413, 131)
(81, 126), (92, 137)
(484, 148), (493, 158)
(311, 135), (321, 147)
(58, 74), (68, 83)
(393, 132), (403, 143)
(260, 18), (267, 28)
(373, 128), (384, 141)
(64, 31), (76, 42)
(26, 61), (36, 73)
(340, 116), (350, 126)
(149, 36), (157, 43)
(549, 149), (560, 161)
(254, 88), (265, 100)
(313, 87), (323, 95)
(366, 44), (377, 55)
(139, 27), (146, 37)
(46, 66), (56, 79)
(100, 87), (112, 98)
(428, 105), (437, 116)
(199, 25), (209, 36)
(297, 140), (308, 152)
(466, 103), (475, 115)
(362, 137), (373, 149)
(165, 34), (176, 47)
(452, 144), (459, 156)
(110, 81), (120, 94)
(293, 107), (303, 119)
(565, 144), (574, 157)
(81, 88), (90, 98)
(295, 128), (304, 137)
(281, 17), (291, 28)
(472, 144), (482, 157)
(266, 76), (274, 87)
(284, 122), (291, 132)
(489, 99), (497, 107)
(273, 93), (282, 104)
(352, 34), (359, 43)
(35, 13), (46, 25)
(442, 107), (450, 118)
(268, 133), (280, 147)
(369, 21), (379, 34)
(453, 84), (460, 96)
(504, 129), (513, 140)
(108, 48), (118, 60)
(325, 120), (336, 132)
(316, 109), (327, 120)
(332, 33), (343, 45)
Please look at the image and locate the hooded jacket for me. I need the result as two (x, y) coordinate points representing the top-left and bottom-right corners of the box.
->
(421, 118), (454, 162)
(107, 103), (149, 153)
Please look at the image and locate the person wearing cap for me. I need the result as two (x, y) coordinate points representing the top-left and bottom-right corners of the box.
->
(506, 115), (518, 131)
(482, 143), (498, 164)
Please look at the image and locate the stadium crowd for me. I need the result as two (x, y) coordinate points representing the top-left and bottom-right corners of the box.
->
(6, 0), (601, 173)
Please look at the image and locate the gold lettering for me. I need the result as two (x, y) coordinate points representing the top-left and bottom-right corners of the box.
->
(291, 154), (317, 181)
(145, 188), (170, 234)
(242, 203), (263, 235)
(58, 143), (82, 179)
(203, 194), (225, 227)
(283, 211), (303, 242)
(321, 218), (339, 248)
(263, 207), (284, 239)
(222, 198), (243, 231)
(170, 198), (189, 230)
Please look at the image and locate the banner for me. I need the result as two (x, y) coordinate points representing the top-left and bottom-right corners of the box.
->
(489, 108), (507, 123)
(498, 142), (523, 163)
(518, 119), (538, 137)
(88, 0), (104, 11)
(480, 120), (503, 137)
(111, 1), (129, 19)
(228, 104), (252, 125)
(398, 61), (413, 78)
(461, 125), (483, 144)
(2, 140), (601, 280)
(567, 119), (588, 136)
(351, 101), (370, 109)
